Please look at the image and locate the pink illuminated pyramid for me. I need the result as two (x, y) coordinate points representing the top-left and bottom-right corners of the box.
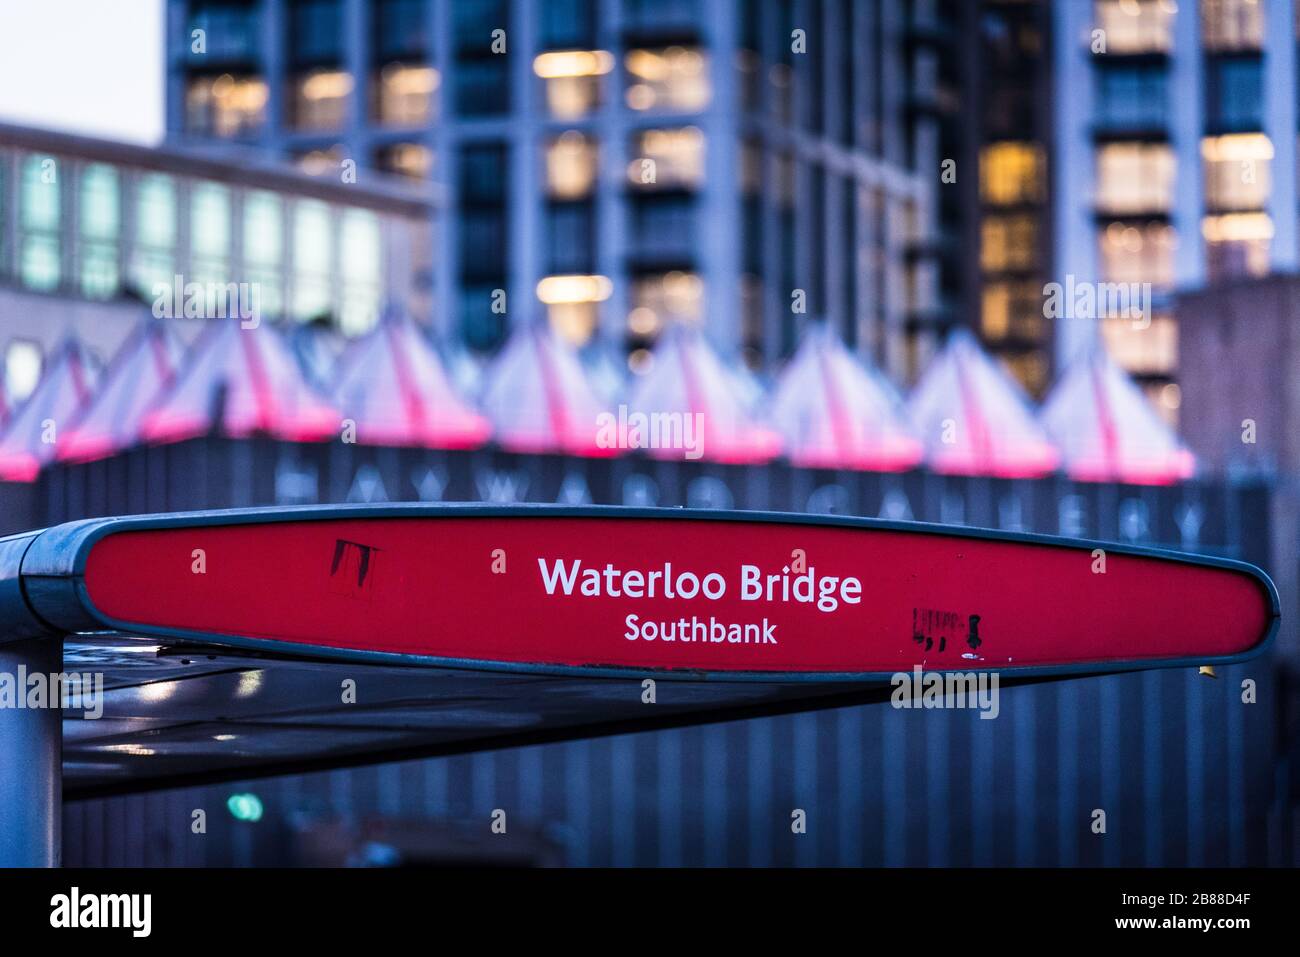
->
(906, 328), (1058, 477)
(59, 319), (183, 463)
(769, 324), (922, 471)
(627, 323), (781, 464)
(141, 319), (339, 444)
(480, 322), (615, 456)
(1041, 340), (1194, 485)
(334, 308), (490, 448)
(0, 337), (97, 481)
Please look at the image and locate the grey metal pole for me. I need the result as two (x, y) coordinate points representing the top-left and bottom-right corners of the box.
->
(0, 637), (62, 867)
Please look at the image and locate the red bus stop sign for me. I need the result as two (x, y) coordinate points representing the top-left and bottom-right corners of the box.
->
(0, 504), (1278, 800)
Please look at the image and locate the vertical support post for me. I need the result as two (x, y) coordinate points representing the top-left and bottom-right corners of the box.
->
(0, 637), (62, 867)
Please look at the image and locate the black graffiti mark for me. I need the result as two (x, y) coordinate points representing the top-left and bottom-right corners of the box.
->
(912, 607), (983, 654)
(330, 539), (381, 593)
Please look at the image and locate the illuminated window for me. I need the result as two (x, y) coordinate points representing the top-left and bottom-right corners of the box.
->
(979, 142), (1043, 206)
(191, 181), (232, 314)
(1203, 212), (1272, 279)
(625, 47), (710, 112)
(1092, 1), (1174, 54)
(131, 173), (175, 296)
(980, 214), (1037, 272)
(982, 284), (1010, 340)
(1102, 312), (1177, 376)
(243, 190), (283, 319)
(1202, 0), (1264, 51)
(79, 163), (119, 299)
(546, 131), (598, 199)
(293, 199), (332, 321)
(19, 155), (60, 291)
(1095, 142), (1174, 214)
(627, 127), (704, 190)
(340, 209), (381, 334)
(4, 340), (42, 405)
(1202, 133), (1272, 210)
(1001, 352), (1048, 396)
(373, 63), (438, 125)
(537, 274), (611, 346)
(289, 70), (352, 131)
(191, 181), (231, 263)
(185, 74), (267, 136)
(295, 145), (345, 177)
(981, 281), (1045, 343)
(534, 50), (612, 119)
(375, 142), (434, 180)
(628, 271), (702, 344)
(1098, 221), (1176, 286)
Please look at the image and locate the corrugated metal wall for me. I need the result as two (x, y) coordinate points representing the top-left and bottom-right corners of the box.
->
(48, 440), (1285, 866)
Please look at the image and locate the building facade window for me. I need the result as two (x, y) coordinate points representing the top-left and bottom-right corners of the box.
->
(4, 340), (43, 405)
(373, 0), (428, 61)
(19, 154), (61, 291)
(979, 142), (1044, 206)
(459, 142), (508, 349)
(546, 131), (598, 199)
(1201, 0), (1265, 52)
(373, 63), (438, 126)
(980, 214), (1038, 272)
(981, 280), (1044, 344)
(537, 273), (610, 346)
(293, 199), (333, 321)
(78, 162), (120, 299)
(295, 145), (346, 176)
(186, 1), (261, 62)
(540, 0), (596, 49)
(1093, 0), (1175, 54)
(454, 0), (510, 116)
(243, 189), (283, 319)
(628, 194), (695, 264)
(1205, 57), (1263, 132)
(1202, 133), (1272, 211)
(1095, 142), (1175, 214)
(185, 74), (267, 136)
(190, 181), (232, 314)
(625, 47), (710, 112)
(627, 127), (704, 190)
(289, 70), (353, 131)
(628, 270), (702, 362)
(1095, 65), (1168, 130)
(131, 173), (176, 297)
(1203, 211), (1273, 279)
(289, 0), (344, 65)
(374, 142), (434, 180)
(339, 209), (381, 334)
(545, 202), (595, 274)
(1098, 221), (1176, 287)
(1102, 312), (1177, 376)
(623, 0), (698, 34)
(534, 50), (612, 118)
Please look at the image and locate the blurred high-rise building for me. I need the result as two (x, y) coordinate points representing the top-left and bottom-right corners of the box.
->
(164, 0), (962, 383)
(963, 0), (1296, 418)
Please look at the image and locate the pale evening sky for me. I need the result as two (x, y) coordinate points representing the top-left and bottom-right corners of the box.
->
(0, 0), (165, 145)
